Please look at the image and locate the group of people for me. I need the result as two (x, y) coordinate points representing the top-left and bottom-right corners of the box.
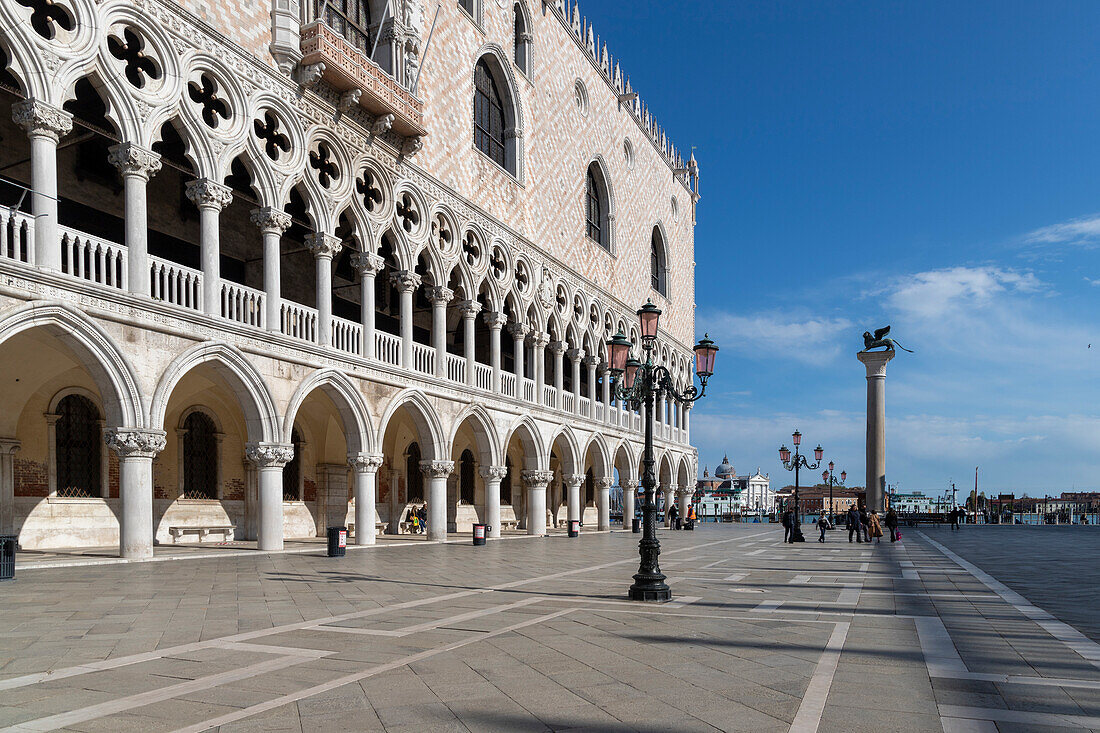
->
(780, 505), (902, 544)
(408, 505), (428, 534)
(668, 503), (697, 530)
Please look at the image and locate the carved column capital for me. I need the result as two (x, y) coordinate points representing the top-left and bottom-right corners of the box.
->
(0, 439), (20, 456)
(250, 207), (292, 234)
(619, 479), (639, 492)
(305, 232), (343, 259)
(561, 473), (585, 489)
(522, 470), (555, 489)
(583, 355), (600, 368)
(108, 143), (162, 181)
(550, 340), (568, 356)
(105, 428), (166, 459)
(348, 453), (384, 473)
(12, 99), (72, 142)
(419, 459), (454, 478)
(566, 348), (586, 363)
(507, 322), (530, 340)
(458, 300), (483, 319)
(483, 311), (508, 329)
(185, 179), (234, 211)
(389, 270), (422, 293)
(529, 331), (550, 348)
(245, 442), (295, 468)
(479, 465), (508, 481)
(427, 286), (454, 305)
(349, 251), (384, 276)
(595, 477), (614, 490)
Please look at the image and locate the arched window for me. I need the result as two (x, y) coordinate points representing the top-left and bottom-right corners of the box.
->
(283, 428), (302, 501)
(460, 449), (476, 504)
(406, 442), (424, 502)
(458, 0), (476, 18)
(651, 226), (668, 296)
(55, 394), (100, 498)
(502, 456), (513, 504)
(513, 3), (531, 75)
(182, 411), (217, 499)
(585, 163), (610, 250)
(474, 59), (506, 169)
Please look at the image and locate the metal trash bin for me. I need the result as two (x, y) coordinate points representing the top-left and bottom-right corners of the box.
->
(326, 526), (347, 557)
(568, 520), (580, 538)
(473, 524), (487, 546)
(0, 535), (14, 581)
(631, 517), (641, 533)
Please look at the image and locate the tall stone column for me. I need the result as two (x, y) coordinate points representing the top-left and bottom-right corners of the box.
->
(484, 311), (507, 393)
(532, 331), (549, 403)
(428, 286), (453, 378)
(858, 350), (895, 512)
(105, 428), (166, 559)
(660, 482), (672, 527)
(459, 300), (482, 386)
(480, 465), (506, 538)
(684, 403), (692, 442)
(0, 439), (21, 536)
(522, 470), (553, 536)
(109, 144), (161, 297)
(584, 355), (599, 417)
(550, 341), (567, 408)
(620, 479), (637, 529)
(601, 365), (612, 424)
(421, 460), (454, 542)
(508, 322), (529, 388)
(567, 348), (584, 415)
(563, 473), (584, 526)
(185, 179), (233, 316)
(679, 485), (690, 518)
(13, 99), (71, 270)
(246, 442), (294, 551)
(350, 251), (383, 358)
(349, 453), (382, 545)
(251, 207), (291, 332)
(391, 271), (421, 369)
(596, 477), (612, 530)
(306, 233), (341, 346)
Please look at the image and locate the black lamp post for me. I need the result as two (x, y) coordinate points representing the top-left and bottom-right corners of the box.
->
(778, 430), (822, 543)
(822, 462), (846, 526)
(607, 301), (718, 602)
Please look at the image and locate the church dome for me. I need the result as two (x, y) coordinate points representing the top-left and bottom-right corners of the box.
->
(715, 455), (734, 479)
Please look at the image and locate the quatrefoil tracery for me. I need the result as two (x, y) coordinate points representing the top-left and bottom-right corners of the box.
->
(187, 74), (231, 129)
(107, 27), (161, 89)
(431, 213), (452, 252)
(254, 112), (291, 162)
(515, 262), (529, 292)
(356, 170), (384, 213)
(396, 193), (420, 233)
(16, 0), (74, 41)
(462, 232), (481, 267)
(308, 142), (339, 188)
(490, 247), (507, 281)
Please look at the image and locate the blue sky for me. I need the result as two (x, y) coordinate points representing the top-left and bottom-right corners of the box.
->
(581, 0), (1100, 494)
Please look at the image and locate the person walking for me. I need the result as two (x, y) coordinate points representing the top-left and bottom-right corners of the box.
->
(817, 510), (830, 543)
(847, 506), (862, 543)
(669, 503), (680, 530)
(781, 508), (793, 543)
(860, 506), (871, 542)
(885, 507), (899, 543)
(950, 507), (960, 531)
(869, 510), (884, 544)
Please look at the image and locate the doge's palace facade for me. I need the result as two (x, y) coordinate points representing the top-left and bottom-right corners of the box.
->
(0, 0), (700, 557)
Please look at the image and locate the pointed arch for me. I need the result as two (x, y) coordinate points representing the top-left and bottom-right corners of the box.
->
(377, 389), (445, 460)
(613, 440), (638, 484)
(651, 221), (670, 298)
(282, 368), (374, 455)
(584, 156), (615, 252)
(548, 424), (581, 475)
(448, 403), (501, 467)
(473, 45), (524, 180)
(503, 414), (546, 470)
(677, 454), (691, 490)
(583, 432), (612, 477)
(151, 342), (278, 442)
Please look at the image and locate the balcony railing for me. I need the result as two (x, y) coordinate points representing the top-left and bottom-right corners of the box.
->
(281, 300), (318, 343)
(149, 256), (202, 311)
(375, 330), (400, 366)
(331, 315), (362, 355)
(501, 372), (517, 399)
(60, 227), (126, 290)
(411, 341), (434, 375)
(446, 353), (465, 383)
(1, 207), (33, 264)
(221, 282), (264, 328)
(542, 384), (556, 409)
(522, 378), (535, 403)
(474, 363), (492, 391)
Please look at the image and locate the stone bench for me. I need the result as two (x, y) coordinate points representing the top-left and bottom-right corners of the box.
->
(168, 525), (236, 543)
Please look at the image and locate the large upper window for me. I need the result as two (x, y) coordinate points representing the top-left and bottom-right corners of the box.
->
(317, 0), (372, 53)
(474, 59), (506, 169)
(651, 226), (668, 296)
(55, 394), (100, 498)
(585, 163), (610, 250)
(513, 3), (531, 75)
(458, 0), (475, 17)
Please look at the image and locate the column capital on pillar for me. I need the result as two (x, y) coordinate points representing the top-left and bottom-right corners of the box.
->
(389, 269), (422, 293)
(349, 251), (384, 275)
(12, 98), (72, 141)
(857, 349), (895, 378)
(108, 143), (161, 181)
(507, 322), (530, 339)
(521, 469), (554, 489)
(348, 452), (384, 472)
(250, 206), (292, 234)
(483, 311), (508, 329)
(245, 441), (295, 468)
(549, 340), (568, 356)
(458, 299), (483, 318)
(419, 459), (454, 478)
(529, 331), (550, 348)
(583, 354), (600, 369)
(619, 479), (638, 491)
(0, 438), (21, 456)
(595, 477), (614, 490)
(185, 178), (233, 211)
(479, 465), (508, 481)
(105, 428), (166, 459)
(426, 285), (454, 305)
(305, 232), (343, 259)
(566, 348), (585, 363)
(561, 473), (584, 489)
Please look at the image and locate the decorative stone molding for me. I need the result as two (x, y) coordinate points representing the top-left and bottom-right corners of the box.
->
(305, 232), (343, 259)
(296, 61), (326, 87)
(458, 300), (483, 318)
(245, 442), (295, 468)
(338, 89), (362, 112)
(521, 470), (555, 489)
(479, 465), (508, 481)
(507, 322), (530, 339)
(250, 207), (293, 233)
(389, 270), (422, 293)
(595, 477), (614, 490)
(185, 179), (234, 211)
(530, 331), (550, 348)
(105, 428), (167, 459)
(483, 311), (508, 329)
(583, 355), (600, 368)
(108, 144), (162, 181)
(348, 453), (384, 473)
(857, 349), (894, 379)
(419, 460), (454, 478)
(401, 136), (423, 158)
(0, 439), (22, 456)
(12, 99), (73, 142)
(426, 286), (454, 305)
(561, 473), (584, 488)
(349, 251), (384, 275)
(372, 113), (395, 136)
(619, 479), (638, 492)
(566, 348), (585, 363)
(550, 340), (568, 356)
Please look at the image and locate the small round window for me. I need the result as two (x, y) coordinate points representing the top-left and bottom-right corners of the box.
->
(623, 138), (635, 170)
(574, 80), (589, 117)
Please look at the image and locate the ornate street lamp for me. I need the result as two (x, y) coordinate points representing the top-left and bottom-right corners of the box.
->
(778, 430), (822, 543)
(822, 462), (846, 526)
(608, 302), (718, 602)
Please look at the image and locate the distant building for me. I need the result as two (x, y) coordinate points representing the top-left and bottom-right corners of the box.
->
(695, 456), (772, 516)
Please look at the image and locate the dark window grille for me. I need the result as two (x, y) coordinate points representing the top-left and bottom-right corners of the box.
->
(458, 0), (475, 16)
(182, 411), (217, 500)
(502, 456), (512, 504)
(406, 442), (424, 502)
(283, 428), (302, 501)
(55, 394), (100, 498)
(460, 449), (476, 504)
(315, 0), (372, 54)
(586, 166), (604, 247)
(585, 469), (594, 505)
(474, 59), (506, 168)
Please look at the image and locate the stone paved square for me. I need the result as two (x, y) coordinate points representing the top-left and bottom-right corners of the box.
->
(2, 524), (1100, 732)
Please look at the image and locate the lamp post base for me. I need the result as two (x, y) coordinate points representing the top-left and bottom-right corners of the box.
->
(629, 575), (672, 602)
(790, 525), (806, 543)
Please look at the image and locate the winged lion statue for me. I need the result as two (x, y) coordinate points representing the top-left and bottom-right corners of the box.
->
(861, 326), (913, 353)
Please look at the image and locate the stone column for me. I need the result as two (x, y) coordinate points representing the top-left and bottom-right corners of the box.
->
(660, 482), (672, 526)
(350, 251), (383, 359)
(0, 439), (21, 536)
(684, 403), (692, 442)
(185, 179), (233, 316)
(584, 355), (599, 417)
(105, 428), (166, 559)
(858, 350), (895, 512)
(421, 460), (454, 542)
(484, 311), (507, 393)
(522, 470), (553, 536)
(428, 286), (454, 378)
(531, 331), (549, 403)
(563, 473), (584, 526)
(459, 300), (482, 386)
(679, 485), (691, 518)
(567, 348), (584, 415)
(601, 365), (612, 424)
(620, 479), (637, 529)
(306, 233), (341, 346)
(550, 341), (567, 408)
(349, 453), (383, 545)
(12, 99), (71, 270)
(480, 465), (506, 538)
(596, 477), (612, 531)
(246, 442), (294, 551)
(251, 207), (291, 332)
(391, 271), (421, 369)
(109, 144), (161, 297)
(508, 322), (529, 387)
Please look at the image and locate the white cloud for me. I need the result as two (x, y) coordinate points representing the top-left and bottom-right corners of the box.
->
(886, 266), (1042, 321)
(1024, 214), (1100, 248)
(699, 311), (852, 365)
